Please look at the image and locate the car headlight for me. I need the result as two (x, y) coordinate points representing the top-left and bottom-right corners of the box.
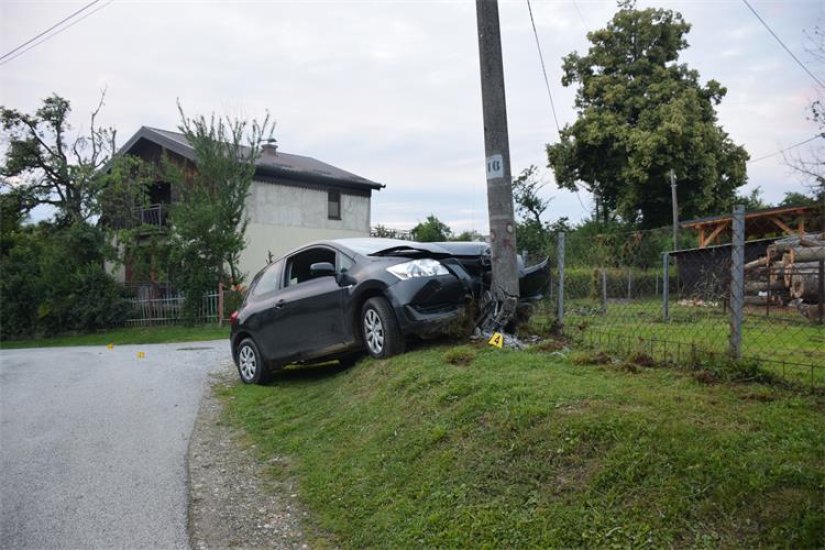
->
(387, 259), (449, 280)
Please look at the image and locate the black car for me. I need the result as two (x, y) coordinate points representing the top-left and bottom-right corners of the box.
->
(230, 238), (549, 384)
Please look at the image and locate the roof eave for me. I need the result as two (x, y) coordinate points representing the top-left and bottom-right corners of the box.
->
(254, 164), (385, 191)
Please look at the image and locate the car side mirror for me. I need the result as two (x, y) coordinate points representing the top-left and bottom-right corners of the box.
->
(310, 262), (336, 277)
(336, 271), (357, 287)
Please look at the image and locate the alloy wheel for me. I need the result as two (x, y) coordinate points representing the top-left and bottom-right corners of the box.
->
(238, 345), (257, 381)
(364, 308), (385, 355)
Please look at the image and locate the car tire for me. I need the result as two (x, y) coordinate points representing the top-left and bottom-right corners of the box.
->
(362, 297), (404, 359)
(235, 337), (269, 385)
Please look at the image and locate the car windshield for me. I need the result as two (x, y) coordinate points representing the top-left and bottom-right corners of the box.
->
(335, 238), (423, 256)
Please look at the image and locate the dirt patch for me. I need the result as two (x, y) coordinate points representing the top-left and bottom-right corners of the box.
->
(187, 362), (312, 549)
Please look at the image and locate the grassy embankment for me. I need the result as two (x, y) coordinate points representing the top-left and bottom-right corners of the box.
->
(0, 324), (229, 349)
(221, 342), (824, 548)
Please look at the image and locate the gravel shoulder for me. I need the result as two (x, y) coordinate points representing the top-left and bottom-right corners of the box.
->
(187, 362), (312, 550)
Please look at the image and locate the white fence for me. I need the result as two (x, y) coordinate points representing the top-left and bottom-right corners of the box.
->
(126, 291), (223, 327)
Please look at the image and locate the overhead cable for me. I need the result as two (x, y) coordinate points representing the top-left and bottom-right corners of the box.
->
(740, 0), (824, 89)
(0, 0), (112, 66)
(747, 134), (822, 164)
(526, 0), (562, 138)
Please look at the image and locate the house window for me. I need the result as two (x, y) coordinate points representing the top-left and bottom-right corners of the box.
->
(328, 190), (341, 220)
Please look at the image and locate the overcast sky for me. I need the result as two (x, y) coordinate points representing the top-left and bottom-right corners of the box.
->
(1, 0), (822, 233)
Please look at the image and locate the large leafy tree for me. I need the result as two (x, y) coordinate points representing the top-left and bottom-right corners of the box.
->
(547, 1), (749, 228)
(166, 103), (274, 320)
(0, 93), (116, 226)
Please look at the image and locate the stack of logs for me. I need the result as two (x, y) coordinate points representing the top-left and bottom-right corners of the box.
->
(744, 232), (825, 308)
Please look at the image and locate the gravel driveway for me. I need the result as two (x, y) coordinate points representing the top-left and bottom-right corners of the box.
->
(0, 342), (227, 549)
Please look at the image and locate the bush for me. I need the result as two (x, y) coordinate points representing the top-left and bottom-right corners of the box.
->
(563, 267), (677, 300)
(0, 222), (129, 339)
(0, 229), (45, 339)
(67, 265), (131, 331)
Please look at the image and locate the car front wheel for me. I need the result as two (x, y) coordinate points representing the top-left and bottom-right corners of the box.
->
(235, 337), (268, 384)
(362, 297), (404, 359)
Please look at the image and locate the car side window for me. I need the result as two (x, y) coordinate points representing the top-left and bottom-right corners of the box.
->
(284, 247), (337, 287)
(250, 260), (283, 298)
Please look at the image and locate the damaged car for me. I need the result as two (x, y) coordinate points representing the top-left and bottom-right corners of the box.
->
(230, 238), (550, 384)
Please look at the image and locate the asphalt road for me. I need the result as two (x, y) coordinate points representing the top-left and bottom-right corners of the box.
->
(0, 341), (230, 550)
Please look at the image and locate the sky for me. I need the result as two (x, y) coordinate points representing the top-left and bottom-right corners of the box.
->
(1, 0), (823, 234)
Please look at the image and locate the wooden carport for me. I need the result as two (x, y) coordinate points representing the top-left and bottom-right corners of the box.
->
(681, 205), (818, 248)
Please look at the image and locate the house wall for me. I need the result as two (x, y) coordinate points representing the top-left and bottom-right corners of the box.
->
(239, 180), (372, 279)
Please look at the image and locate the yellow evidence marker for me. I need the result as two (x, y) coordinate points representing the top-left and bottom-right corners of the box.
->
(107, 343), (114, 350)
(136, 351), (146, 359)
(488, 332), (504, 348)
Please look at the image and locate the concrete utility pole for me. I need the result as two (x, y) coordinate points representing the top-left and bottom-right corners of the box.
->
(670, 169), (679, 250)
(476, 0), (520, 323)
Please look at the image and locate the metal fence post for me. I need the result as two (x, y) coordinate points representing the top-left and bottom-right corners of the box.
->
(662, 252), (670, 322)
(818, 259), (824, 325)
(729, 205), (745, 359)
(601, 268), (607, 311)
(557, 232), (565, 326)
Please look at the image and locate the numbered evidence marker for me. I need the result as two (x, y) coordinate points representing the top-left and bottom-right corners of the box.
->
(107, 343), (114, 350)
(136, 351), (146, 359)
(488, 332), (504, 349)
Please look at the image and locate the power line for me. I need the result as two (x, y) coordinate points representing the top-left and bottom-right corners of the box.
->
(0, 0), (111, 66)
(526, 0), (562, 138)
(747, 134), (822, 164)
(570, 0), (589, 34)
(740, 0), (824, 89)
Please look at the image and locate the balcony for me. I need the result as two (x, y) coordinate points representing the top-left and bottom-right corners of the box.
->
(133, 203), (168, 228)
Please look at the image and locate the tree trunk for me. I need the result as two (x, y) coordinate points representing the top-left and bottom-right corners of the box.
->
(744, 280), (785, 294)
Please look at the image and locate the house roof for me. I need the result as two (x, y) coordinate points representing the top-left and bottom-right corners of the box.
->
(117, 126), (385, 192)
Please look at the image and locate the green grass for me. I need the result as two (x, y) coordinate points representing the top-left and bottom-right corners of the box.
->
(220, 343), (825, 548)
(545, 299), (825, 387)
(0, 324), (229, 349)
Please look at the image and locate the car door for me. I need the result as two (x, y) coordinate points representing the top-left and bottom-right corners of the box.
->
(273, 246), (348, 360)
(243, 259), (290, 362)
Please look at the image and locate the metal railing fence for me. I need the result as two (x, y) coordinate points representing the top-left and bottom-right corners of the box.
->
(125, 291), (222, 327)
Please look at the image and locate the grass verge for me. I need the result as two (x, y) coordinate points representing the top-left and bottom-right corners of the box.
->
(220, 343), (825, 548)
(0, 324), (229, 349)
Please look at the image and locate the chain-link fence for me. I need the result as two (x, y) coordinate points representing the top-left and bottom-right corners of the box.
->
(546, 206), (825, 391)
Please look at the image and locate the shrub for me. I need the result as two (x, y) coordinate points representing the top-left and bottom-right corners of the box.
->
(0, 222), (128, 339)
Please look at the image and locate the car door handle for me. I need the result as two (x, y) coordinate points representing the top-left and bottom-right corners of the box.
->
(274, 299), (286, 310)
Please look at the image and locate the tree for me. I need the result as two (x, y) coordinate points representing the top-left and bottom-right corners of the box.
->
(0, 93), (116, 226)
(512, 165), (553, 256)
(452, 230), (483, 242)
(736, 187), (771, 211)
(166, 102), (274, 320)
(411, 214), (451, 242)
(779, 190), (822, 207)
(547, 1), (749, 228)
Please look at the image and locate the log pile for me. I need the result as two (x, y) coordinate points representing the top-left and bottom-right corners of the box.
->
(743, 233), (825, 311)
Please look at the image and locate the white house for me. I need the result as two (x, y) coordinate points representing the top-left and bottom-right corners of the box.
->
(112, 126), (384, 283)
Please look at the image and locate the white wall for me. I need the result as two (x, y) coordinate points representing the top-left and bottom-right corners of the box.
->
(238, 180), (372, 280)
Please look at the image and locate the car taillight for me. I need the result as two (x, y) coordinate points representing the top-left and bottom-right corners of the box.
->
(229, 311), (239, 326)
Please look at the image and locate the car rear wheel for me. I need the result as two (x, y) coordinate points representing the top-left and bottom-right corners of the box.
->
(236, 337), (269, 385)
(362, 297), (404, 359)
